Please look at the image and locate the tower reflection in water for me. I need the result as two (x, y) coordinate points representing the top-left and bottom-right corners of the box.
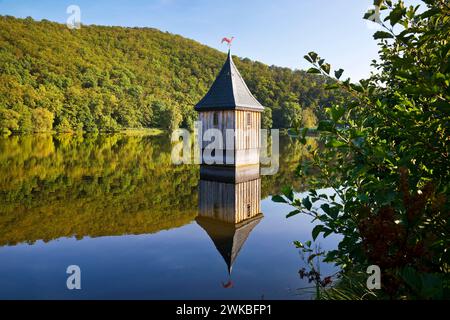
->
(196, 164), (263, 287)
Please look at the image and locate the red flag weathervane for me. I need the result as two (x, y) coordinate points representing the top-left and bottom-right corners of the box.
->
(221, 36), (235, 48)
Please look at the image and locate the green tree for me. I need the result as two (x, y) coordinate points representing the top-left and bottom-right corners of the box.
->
(16, 105), (33, 133)
(31, 107), (54, 132)
(0, 15), (347, 132)
(152, 101), (182, 132)
(0, 108), (20, 135)
(55, 117), (73, 133)
(301, 108), (318, 128)
(262, 107), (273, 129)
(277, 0), (449, 299)
(282, 100), (302, 128)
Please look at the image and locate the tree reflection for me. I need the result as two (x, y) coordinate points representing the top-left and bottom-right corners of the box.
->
(0, 134), (315, 246)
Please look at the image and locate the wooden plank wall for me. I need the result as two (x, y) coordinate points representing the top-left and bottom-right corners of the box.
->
(199, 110), (261, 151)
(234, 178), (261, 223)
(199, 179), (235, 222)
(199, 178), (261, 224)
(235, 110), (260, 151)
(199, 111), (235, 150)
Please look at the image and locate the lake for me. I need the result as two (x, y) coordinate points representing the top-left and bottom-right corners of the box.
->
(0, 133), (339, 299)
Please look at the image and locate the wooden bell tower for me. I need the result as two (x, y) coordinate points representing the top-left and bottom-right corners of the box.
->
(195, 50), (264, 166)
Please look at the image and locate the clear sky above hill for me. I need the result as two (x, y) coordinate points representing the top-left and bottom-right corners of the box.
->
(0, 0), (423, 80)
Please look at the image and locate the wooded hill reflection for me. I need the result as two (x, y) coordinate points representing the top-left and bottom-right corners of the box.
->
(0, 134), (315, 246)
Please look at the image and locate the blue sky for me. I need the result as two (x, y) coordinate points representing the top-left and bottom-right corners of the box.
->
(0, 0), (423, 80)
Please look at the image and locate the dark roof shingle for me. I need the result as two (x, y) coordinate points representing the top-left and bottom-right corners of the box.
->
(195, 51), (264, 112)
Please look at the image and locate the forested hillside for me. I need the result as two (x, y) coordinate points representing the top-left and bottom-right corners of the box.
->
(0, 15), (345, 134)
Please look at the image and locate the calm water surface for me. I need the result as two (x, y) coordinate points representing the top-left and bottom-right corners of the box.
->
(0, 133), (338, 299)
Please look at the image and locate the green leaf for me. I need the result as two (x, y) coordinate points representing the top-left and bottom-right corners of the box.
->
(388, 6), (406, 26)
(281, 186), (294, 201)
(272, 195), (287, 203)
(307, 67), (321, 74)
(350, 83), (364, 93)
(302, 197), (312, 211)
(357, 193), (370, 203)
(301, 127), (308, 139)
(312, 225), (324, 240)
(334, 69), (344, 80)
(321, 63), (331, 75)
(373, 31), (394, 39)
(433, 100), (450, 115)
(363, 9), (376, 20)
(325, 83), (340, 90)
(294, 241), (304, 248)
(399, 267), (423, 295)
(420, 8), (440, 19)
(321, 203), (340, 219)
(317, 120), (335, 132)
(308, 51), (318, 62)
(330, 105), (345, 121)
(323, 228), (334, 238)
(327, 139), (347, 148)
(286, 209), (300, 218)
(373, 0), (383, 7)
(304, 55), (313, 63)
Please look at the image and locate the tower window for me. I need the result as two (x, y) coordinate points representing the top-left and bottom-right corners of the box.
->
(213, 112), (219, 126)
(246, 112), (251, 127)
(247, 203), (251, 217)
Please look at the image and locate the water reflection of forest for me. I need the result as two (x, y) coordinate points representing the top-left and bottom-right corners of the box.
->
(0, 133), (317, 246)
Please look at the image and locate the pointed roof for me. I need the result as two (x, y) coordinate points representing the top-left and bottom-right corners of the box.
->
(196, 214), (263, 274)
(195, 51), (264, 112)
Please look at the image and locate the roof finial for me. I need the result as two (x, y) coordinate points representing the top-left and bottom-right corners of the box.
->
(221, 36), (235, 50)
(222, 279), (234, 289)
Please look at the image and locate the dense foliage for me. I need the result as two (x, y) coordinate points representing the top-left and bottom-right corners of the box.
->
(276, 0), (449, 299)
(0, 134), (199, 245)
(0, 16), (346, 134)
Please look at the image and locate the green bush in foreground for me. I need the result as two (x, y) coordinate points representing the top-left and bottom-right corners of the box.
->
(276, 0), (449, 299)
